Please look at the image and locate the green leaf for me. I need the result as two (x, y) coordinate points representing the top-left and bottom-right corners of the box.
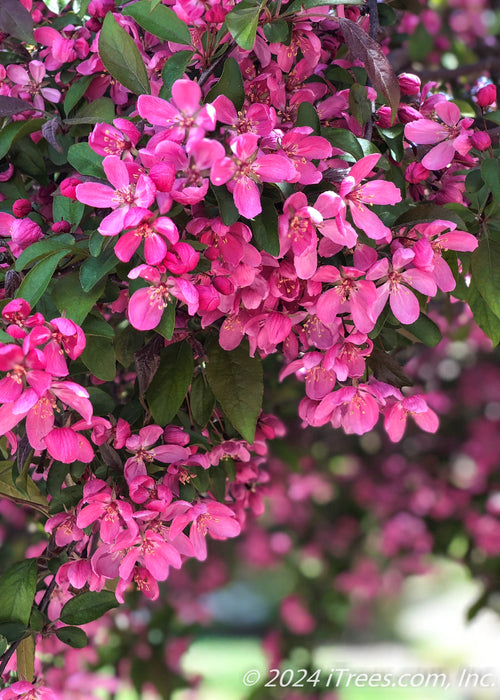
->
(485, 110), (500, 126)
(467, 279), (500, 345)
(263, 19), (291, 44)
(0, 560), (37, 642)
(284, 0), (363, 13)
(206, 57), (245, 111)
(124, 0), (191, 45)
(211, 185), (239, 226)
(60, 591), (119, 626)
(114, 322), (143, 368)
(15, 234), (75, 271)
(225, 0), (262, 51)
(377, 124), (404, 162)
(408, 22), (433, 62)
(0, 635), (8, 655)
(190, 373), (215, 427)
(295, 101), (321, 135)
(155, 300), (176, 340)
(51, 273), (106, 325)
(98, 13), (151, 95)
(68, 142), (105, 179)
(64, 76), (94, 116)
(0, 460), (47, 508)
(206, 338), (263, 444)
(0, 0), (34, 43)
(66, 97), (116, 125)
(321, 127), (364, 160)
(471, 237), (500, 318)
(16, 250), (72, 307)
(0, 119), (44, 160)
(146, 341), (194, 424)
(481, 158), (500, 202)
(349, 82), (372, 127)
(79, 248), (117, 292)
(395, 203), (466, 229)
(80, 317), (116, 381)
(159, 51), (193, 100)
(53, 196), (85, 227)
(251, 198), (279, 256)
(16, 634), (35, 683)
(209, 463), (227, 501)
(403, 314), (442, 347)
(55, 626), (89, 649)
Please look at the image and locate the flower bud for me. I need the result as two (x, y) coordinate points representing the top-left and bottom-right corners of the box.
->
(11, 219), (43, 251)
(149, 162), (176, 192)
(12, 199), (31, 217)
(398, 105), (423, 125)
(470, 131), (492, 150)
(398, 73), (421, 96)
(405, 162), (430, 183)
(60, 176), (82, 199)
(477, 84), (497, 108)
(52, 220), (72, 233)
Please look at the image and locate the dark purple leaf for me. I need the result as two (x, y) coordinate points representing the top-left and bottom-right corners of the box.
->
(338, 17), (400, 124)
(0, 0), (34, 44)
(42, 118), (62, 153)
(5, 270), (21, 298)
(134, 335), (163, 396)
(0, 96), (32, 117)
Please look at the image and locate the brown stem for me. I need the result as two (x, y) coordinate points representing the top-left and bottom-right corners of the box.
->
(367, 0), (380, 40)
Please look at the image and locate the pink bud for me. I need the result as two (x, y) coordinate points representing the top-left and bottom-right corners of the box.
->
(60, 177), (82, 199)
(149, 162), (176, 192)
(376, 106), (392, 128)
(398, 104), (424, 125)
(398, 73), (421, 96)
(10, 219), (43, 250)
(477, 84), (497, 108)
(405, 162), (430, 183)
(52, 220), (72, 233)
(12, 199), (31, 217)
(213, 276), (234, 295)
(470, 131), (492, 150)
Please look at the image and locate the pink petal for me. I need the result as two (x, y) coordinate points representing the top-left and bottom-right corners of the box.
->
(128, 287), (164, 331)
(76, 182), (115, 208)
(434, 101), (460, 127)
(421, 140), (455, 170)
(233, 177), (262, 218)
(389, 284), (420, 324)
(103, 155), (129, 190)
(171, 79), (202, 114)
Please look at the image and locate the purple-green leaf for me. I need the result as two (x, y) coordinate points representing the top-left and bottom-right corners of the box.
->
(338, 17), (400, 124)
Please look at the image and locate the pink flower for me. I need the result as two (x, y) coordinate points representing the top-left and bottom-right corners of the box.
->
(7, 60), (60, 110)
(0, 681), (58, 699)
(124, 425), (189, 483)
(404, 102), (473, 170)
(137, 79), (216, 141)
(76, 156), (156, 235)
(114, 210), (179, 265)
(278, 127), (332, 184)
(315, 266), (378, 334)
(77, 481), (137, 543)
(89, 118), (140, 157)
(338, 154), (401, 242)
(210, 133), (296, 219)
(278, 192), (322, 279)
(366, 248), (437, 325)
(384, 395), (439, 442)
(170, 500), (241, 561)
